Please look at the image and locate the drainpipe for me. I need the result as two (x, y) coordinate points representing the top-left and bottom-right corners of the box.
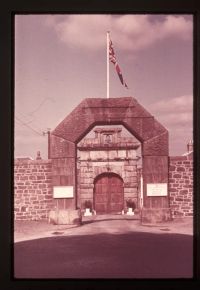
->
(140, 170), (143, 208)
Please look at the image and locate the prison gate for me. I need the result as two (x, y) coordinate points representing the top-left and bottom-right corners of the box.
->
(14, 152), (193, 220)
(50, 97), (169, 222)
(14, 97), (193, 221)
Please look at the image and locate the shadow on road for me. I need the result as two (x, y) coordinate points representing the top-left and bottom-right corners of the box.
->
(14, 231), (193, 279)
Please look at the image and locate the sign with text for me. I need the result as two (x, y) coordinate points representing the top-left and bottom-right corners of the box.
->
(147, 183), (167, 196)
(53, 186), (73, 198)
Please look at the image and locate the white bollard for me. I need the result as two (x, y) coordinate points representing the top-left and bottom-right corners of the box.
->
(127, 208), (135, 216)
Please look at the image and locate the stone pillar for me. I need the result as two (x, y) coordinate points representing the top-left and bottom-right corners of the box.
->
(141, 132), (171, 223)
(123, 158), (138, 209)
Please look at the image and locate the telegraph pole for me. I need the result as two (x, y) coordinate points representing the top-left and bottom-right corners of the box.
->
(43, 128), (51, 159)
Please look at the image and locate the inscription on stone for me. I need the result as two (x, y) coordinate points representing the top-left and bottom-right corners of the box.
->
(53, 186), (74, 198)
(147, 183), (167, 196)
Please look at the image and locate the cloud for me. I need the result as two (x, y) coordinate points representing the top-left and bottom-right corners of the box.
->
(44, 14), (192, 51)
(147, 94), (193, 155)
(149, 95), (193, 129)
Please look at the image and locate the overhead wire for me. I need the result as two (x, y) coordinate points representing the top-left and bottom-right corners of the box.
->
(16, 111), (44, 132)
(28, 97), (55, 116)
(15, 116), (43, 136)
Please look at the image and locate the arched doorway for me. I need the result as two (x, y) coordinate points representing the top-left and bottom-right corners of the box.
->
(94, 173), (124, 214)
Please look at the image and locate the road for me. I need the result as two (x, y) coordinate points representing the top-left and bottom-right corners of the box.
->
(14, 217), (193, 279)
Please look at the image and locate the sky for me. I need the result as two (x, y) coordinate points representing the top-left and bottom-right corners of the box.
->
(15, 14), (193, 159)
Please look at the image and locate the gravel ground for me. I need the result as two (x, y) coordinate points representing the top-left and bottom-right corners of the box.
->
(14, 215), (193, 243)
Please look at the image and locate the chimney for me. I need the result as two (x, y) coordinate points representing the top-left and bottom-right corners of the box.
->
(187, 140), (193, 153)
(36, 151), (42, 160)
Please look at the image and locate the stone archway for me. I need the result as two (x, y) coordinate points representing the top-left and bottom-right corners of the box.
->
(50, 97), (170, 221)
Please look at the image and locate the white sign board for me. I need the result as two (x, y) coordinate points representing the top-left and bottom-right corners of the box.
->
(147, 183), (167, 196)
(53, 186), (73, 198)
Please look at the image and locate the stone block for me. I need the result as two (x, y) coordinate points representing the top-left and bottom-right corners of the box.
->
(170, 188), (178, 192)
(80, 177), (93, 184)
(124, 165), (135, 172)
(141, 207), (172, 224)
(177, 167), (185, 172)
(83, 172), (94, 178)
(80, 184), (94, 189)
(80, 193), (93, 199)
(124, 176), (137, 183)
(124, 187), (137, 193)
(48, 209), (82, 225)
(124, 189), (137, 196)
(20, 176), (28, 181)
(124, 160), (137, 166)
(124, 182), (137, 187)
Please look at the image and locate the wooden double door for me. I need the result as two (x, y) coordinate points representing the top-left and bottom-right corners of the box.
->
(94, 173), (124, 214)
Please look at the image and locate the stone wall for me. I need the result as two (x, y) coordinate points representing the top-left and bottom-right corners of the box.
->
(14, 159), (53, 220)
(169, 156), (193, 218)
(14, 154), (193, 220)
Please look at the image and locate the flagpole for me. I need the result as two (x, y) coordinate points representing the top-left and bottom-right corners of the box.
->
(107, 31), (110, 99)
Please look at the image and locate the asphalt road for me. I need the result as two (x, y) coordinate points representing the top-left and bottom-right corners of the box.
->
(14, 231), (193, 279)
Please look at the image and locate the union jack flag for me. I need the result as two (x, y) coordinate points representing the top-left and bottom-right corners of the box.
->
(109, 38), (128, 89)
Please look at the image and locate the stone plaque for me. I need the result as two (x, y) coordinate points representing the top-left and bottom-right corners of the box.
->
(147, 183), (167, 196)
(53, 186), (73, 198)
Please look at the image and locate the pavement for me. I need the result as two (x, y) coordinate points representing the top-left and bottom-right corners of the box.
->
(14, 214), (193, 243)
(14, 214), (193, 278)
